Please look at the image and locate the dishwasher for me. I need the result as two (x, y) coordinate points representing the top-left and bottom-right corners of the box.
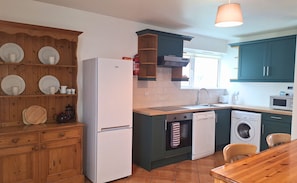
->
(192, 110), (216, 160)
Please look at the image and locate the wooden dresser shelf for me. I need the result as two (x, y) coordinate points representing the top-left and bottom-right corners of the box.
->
(0, 20), (84, 183)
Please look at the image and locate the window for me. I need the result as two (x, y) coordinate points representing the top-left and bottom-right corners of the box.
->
(181, 51), (221, 89)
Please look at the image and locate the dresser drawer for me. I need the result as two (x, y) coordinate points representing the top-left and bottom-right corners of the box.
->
(0, 133), (39, 148)
(41, 127), (82, 142)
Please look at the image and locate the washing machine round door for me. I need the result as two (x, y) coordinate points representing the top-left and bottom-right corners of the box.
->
(235, 121), (255, 141)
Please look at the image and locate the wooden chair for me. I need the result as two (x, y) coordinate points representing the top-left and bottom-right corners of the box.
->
(266, 133), (291, 148)
(223, 143), (257, 163)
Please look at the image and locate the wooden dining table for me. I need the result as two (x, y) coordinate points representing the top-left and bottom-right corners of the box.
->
(210, 140), (297, 183)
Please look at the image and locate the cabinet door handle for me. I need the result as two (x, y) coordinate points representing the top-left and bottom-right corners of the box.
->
(270, 116), (282, 120)
(165, 119), (167, 131)
(263, 66), (266, 76)
(266, 66), (269, 76)
(11, 138), (20, 143)
(262, 124), (264, 134)
(41, 144), (46, 149)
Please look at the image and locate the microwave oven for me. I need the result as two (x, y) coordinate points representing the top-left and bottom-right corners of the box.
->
(270, 95), (293, 111)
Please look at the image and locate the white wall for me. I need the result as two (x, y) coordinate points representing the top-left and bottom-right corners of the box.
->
(1, 0), (228, 121)
(291, 39), (297, 140)
(184, 35), (228, 53)
(133, 67), (227, 109)
(2, 0), (296, 138)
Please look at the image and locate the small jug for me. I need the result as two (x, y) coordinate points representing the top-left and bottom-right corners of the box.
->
(60, 86), (67, 94)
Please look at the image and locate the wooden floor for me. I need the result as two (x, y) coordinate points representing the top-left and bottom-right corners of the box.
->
(85, 151), (225, 183)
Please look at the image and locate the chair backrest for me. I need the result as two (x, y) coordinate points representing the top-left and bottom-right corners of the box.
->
(223, 143), (257, 163)
(266, 133), (291, 148)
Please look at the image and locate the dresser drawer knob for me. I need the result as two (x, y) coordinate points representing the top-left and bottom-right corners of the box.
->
(58, 132), (65, 137)
(11, 138), (19, 143)
(32, 146), (39, 151)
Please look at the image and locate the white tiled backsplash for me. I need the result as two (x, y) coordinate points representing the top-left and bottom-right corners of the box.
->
(133, 67), (227, 109)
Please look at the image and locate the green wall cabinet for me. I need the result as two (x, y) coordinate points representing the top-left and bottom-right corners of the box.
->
(232, 35), (296, 82)
(215, 109), (231, 151)
(260, 113), (292, 151)
(136, 29), (193, 81)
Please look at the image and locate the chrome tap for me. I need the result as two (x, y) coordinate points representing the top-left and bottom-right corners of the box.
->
(197, 88), (209, 106)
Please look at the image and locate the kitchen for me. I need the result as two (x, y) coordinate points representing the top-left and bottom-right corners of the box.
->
(1, 0), (297, 183)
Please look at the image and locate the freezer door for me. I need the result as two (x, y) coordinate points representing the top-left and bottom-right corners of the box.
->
(97, 128), (132, 183)
(97, 59), (133, 130)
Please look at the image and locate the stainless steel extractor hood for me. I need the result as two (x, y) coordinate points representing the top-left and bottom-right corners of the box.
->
(158, 55), (190, 67)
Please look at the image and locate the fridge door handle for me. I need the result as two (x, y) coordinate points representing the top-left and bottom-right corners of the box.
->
(100, 125), (131, 131)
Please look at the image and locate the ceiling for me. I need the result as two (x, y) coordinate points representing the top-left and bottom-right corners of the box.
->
(35, 0), (297, 41)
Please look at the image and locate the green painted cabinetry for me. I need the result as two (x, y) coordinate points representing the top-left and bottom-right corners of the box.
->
(133, 113), (191, 171)
(260, 113), (291, 151)
(215, 109), (231, 151)
(237, 42), (267, 80)
(232, 35), (296, 82)
(136, 29), (193, 81)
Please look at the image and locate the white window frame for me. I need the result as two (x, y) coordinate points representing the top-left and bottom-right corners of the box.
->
(181, 49), (223, 89)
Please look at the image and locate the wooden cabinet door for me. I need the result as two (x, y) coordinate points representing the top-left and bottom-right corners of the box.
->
(151, 115), (166, 161)
(39, 138), (83, 183)
(157, 34), (183, 57)
(267, 37), (296, 82)
(235, 35), (296, 82)
(238, 42), (267, 80)
(0, 145), (39, 183)
(260, 113), (292, 151)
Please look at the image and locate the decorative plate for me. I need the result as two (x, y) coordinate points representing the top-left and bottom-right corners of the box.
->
(0, 43), (24, 63)
(1, 75), (26, 95)
(38, 75), (60, 94)
(38, 46), (60, 65)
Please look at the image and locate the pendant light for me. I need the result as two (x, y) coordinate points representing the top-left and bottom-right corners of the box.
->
(215, 1), (243, 27)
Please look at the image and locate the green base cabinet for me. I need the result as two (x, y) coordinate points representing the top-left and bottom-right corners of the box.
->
(260, 113), (292, 151)
(215, 109), (231, 151)
(133, 113), (192, 171)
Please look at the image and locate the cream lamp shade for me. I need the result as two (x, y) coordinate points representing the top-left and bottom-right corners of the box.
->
(215, 3), (243, 27)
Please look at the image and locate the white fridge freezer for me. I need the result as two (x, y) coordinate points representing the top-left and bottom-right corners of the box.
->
(82, 57), (133, 183)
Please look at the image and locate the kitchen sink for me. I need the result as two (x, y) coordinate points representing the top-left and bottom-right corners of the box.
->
(149, 104), (218, 111)
(182, 104), (217, 110)
(197, 104), (217, 107)
(149, 106), (186, 111)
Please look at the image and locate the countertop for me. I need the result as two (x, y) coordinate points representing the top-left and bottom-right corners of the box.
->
(133, 104), (292, 116)
(211, 139), (297, 183)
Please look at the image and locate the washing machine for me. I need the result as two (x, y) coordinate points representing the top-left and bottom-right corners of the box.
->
(231, 110), (261, 152)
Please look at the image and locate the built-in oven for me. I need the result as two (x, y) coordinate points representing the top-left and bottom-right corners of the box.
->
(165, 113), (192, 150)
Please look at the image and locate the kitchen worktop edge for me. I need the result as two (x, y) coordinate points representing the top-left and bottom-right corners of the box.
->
(133, 104), (292, 116)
